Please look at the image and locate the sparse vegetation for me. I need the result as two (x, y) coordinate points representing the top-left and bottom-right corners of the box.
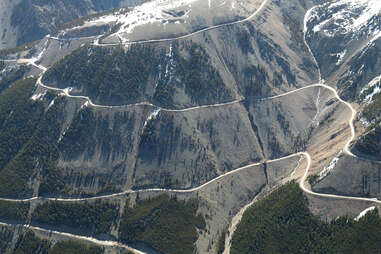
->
(216, 229), (227, 254)
(0, 65), (29, 94)
(338, 37), (381, 101)
(0, 61), (5, 72)
(242, 65), (270, 97)
(10, 0), (126, 46)
(0, 78), (43, 172)
(13, 230), (104, 254)
(13, 231), (50, 254)
(32, 200), (119, 235)
(43, 45), (162, 106)
(43, 42), (232, 108)
(282, 13), (308, 51)
(49, 240), (103, 254)
(362, 93), (381, 122)
(0, 200), (29, 222)
(354, 92), (381, 159)
(236, 29), (254, 54)
(0, 226), (13, 253)
(177, 43), (233, 104)
(0, 92), (64, 198)
(119, 195), (205, 254)
(307, 174), (319, 185)
(0, 78), (64, 198)
(11, 0), (48, 46)
(0, 40), (41, 58)
(354, 124), (381, 159)
(53, 8), (121, 32)
(231, 181), (381, 254)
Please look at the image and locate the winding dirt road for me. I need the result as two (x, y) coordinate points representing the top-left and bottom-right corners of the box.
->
(1, 0), (381, 253)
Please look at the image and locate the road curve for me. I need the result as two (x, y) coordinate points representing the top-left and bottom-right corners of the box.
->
(1, 1), (381, 252)
(299, 152), (381, 204)
(2, 59), (381, 204)
(299, 6), (380, 204)
(3, 59), (380, 206)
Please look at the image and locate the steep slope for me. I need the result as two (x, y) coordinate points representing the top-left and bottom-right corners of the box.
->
(304, 0), (381, 199)
(42, 43), (235, 108)
(0, 0), (21, 50)
(2, 0), (381, 253)
(231, 182), (381, 254)
(0, 0), (145, 49)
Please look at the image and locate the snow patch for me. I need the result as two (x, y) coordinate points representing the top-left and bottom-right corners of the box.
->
(312, 18), (330, 33)
(48, 99), (55, 109)
(30, 90), (47, 101)
(308, 0), (381, 38)
(165, 44), (175, 79)
(85, 0), (199, 42)
(155, 44), (175, 89)
(364, 86), (381, 102)
(359, 32), (381, 57)
(318, 153), (341, 181)
(63, 87), (73, 95)
(143, 109), (161, 129)
(304, 6), (319, 33)
(335, 50), (347, 65)
(360, 74), (381, 102)
(36, 40), (48, 61)
(81, 101), (89, 109)
(359, 117), (371, 127)
(355, 206), (376, 221)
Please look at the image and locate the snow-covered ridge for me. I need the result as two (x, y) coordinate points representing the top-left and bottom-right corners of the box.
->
(78, 0), (252, 43)
(307, 0), (381, 38)
(87, 0), (196, 41)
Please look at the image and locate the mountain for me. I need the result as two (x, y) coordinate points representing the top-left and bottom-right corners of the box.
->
(303, 0), (381, 199)
(0, 0), (380, 253)
(0, 0), (145, 49)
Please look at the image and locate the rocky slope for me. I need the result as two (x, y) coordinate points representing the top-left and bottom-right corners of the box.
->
(0, 0), (381, 253)
(304, 0), (381, 199)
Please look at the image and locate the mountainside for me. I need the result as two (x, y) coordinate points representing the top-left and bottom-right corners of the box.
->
(0, 0), (145, 49)
(231, 182), (381, 254)
(303, 0), (381, 199)
(0, 0), (380, 253)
